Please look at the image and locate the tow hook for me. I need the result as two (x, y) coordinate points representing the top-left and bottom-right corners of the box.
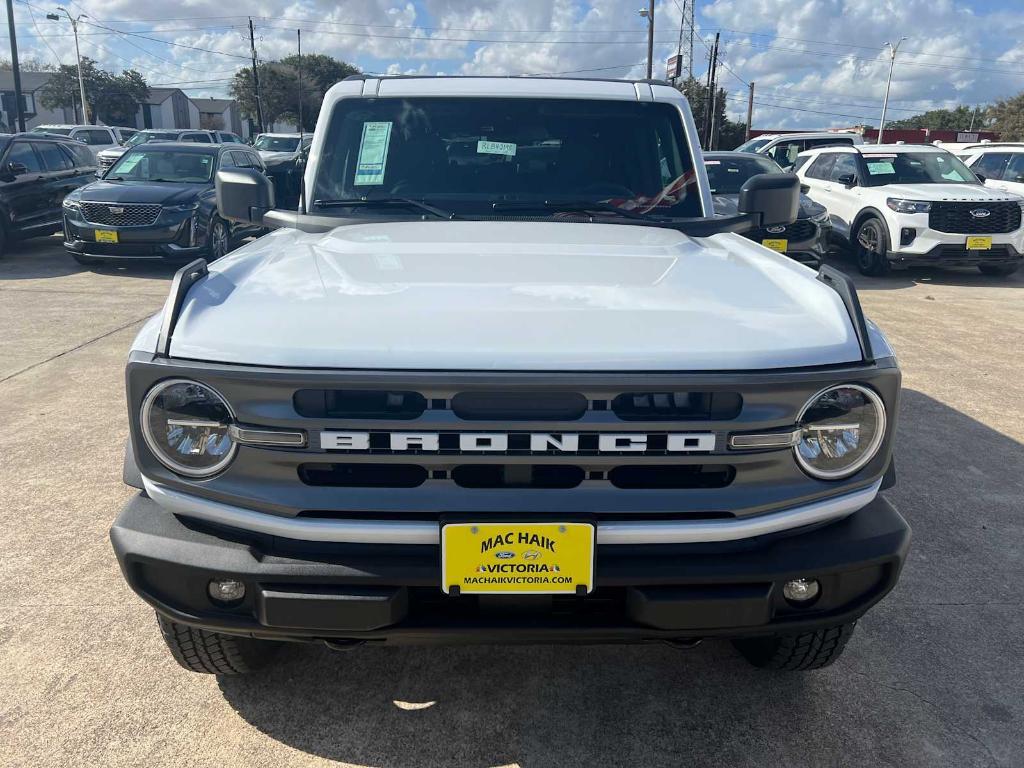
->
(663, 638), (703, 649)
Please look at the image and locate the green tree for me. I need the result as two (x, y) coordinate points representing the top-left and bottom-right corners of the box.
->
(886, 105), (979, 131)
(38, 57), (148, 124)
(675, 76), (746, 150)
(987, 92), (1024, 141)
(230, 54), (359, 132)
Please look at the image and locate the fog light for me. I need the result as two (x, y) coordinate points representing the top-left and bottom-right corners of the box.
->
(783, 578), (820, 604)
(208, 579), (245, 603)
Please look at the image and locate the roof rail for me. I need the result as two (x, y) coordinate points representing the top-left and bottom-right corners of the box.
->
(155, 258), (208, 357)
(816, 265), (874, 363)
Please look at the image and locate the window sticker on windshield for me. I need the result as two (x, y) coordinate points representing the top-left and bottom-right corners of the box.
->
(477, 140), (517, 157)
(866, 161), (895, 175)
(354, 121), (393, 185)
(118, 154), (142, 173)
(704, 160), (721, 165)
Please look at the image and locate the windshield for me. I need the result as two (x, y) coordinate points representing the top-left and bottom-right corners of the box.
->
(255, 135), (300, 152)
(311, 97), (701, 218)
(126, 131), (179, 148)
(32, 127), (71, 135)
(106, 149), (215, 183)
(735, 138), (771, 153)
(862, 152), (978, 186)
(705, 155), (782, 193)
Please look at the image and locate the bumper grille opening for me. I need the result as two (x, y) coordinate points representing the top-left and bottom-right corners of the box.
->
(294, 389), (427, 419)
(451, 391), (588, 420)
(298, 463), (427, 488)
(608, 465), (734, 489)
(928, 201), (1022, 234)
(451, 464), (584, 489)
(612, 391), (742, 421)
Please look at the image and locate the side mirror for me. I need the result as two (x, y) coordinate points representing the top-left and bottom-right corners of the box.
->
(7, 161), (29, 175)
(837, 173), (857, 187)
(800, 183), (810, 194)
(216, 167), (275, 225)
(738, 172), (800, 228)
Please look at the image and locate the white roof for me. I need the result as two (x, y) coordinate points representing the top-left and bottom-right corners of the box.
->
(756, 131), (861, 141)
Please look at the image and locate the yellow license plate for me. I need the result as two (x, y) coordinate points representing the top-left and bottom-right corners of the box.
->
(966, 236), (992, 250)
(441, 522), (594, 595)
(94, 229), (118, 243)
(761, 238), (788, 252)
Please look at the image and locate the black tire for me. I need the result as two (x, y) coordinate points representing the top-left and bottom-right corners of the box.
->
(207, 216), (231, 260)
(732, 622), (856, 671)
(70, 252), (101, 266)
(0, 222), (7, 257)
(156, 613), (280, 675)
(855, 218), (892, 276)
(978, 263), (1020, 277)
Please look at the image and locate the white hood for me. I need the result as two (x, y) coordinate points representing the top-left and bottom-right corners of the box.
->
(881, 183), (1021, 201)
(165, 221), (863, 371)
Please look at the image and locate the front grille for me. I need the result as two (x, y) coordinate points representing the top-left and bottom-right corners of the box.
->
(752, 218), (817, 243)
(98, 155), (117, 170)
(80, 202), (161, 227)
(928, 201), (1021, 234)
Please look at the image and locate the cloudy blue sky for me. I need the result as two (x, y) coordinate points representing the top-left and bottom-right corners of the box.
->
(7, 0), (1024, 129)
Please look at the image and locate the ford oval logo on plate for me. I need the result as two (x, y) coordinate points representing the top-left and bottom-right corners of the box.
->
(766, 225), (786, 234)
(970, 208), (991, 218)
(495, 551), (515, 560)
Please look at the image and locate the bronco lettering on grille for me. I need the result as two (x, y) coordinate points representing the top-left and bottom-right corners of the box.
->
(319, 431), (717, 453)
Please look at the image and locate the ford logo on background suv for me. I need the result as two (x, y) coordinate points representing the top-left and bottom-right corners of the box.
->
(970, 208), (992, 218)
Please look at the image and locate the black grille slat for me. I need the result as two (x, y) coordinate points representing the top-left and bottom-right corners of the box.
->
(751, 219), (816, 243)
(612, 391), (741, 421)
(928, 201), (1021, 234)
(80, 202), (161, 227)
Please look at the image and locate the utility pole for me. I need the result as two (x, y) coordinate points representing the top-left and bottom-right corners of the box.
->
(296, 29), (303, 137)
(968, 105), (978, 132)
(248, 17), (264, 134)
(5, 0), (26, 131)
(639, 0), (655, 80)
(671, 2), (685, 85)
(705, 32), (720, 149)
(49, 8), (89, 124)
(686, 0), (695, 77)
(878, 37), (906, 145)
(746, 81), (755, 141)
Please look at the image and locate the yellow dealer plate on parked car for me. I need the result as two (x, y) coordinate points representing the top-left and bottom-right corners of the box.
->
(966, 236), (992, 250)
(762, 238), (788, 252)
(94, 229), (118, 243)
(441, 522), (594, 595)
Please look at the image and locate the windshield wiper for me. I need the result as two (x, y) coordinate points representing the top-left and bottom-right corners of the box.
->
(312, 197), (455, 219)
(490, 200), (655, 221)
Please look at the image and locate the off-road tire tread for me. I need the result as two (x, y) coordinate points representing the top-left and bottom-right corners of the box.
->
(156, 613), (278, 675)
(733, 622), (856, 671)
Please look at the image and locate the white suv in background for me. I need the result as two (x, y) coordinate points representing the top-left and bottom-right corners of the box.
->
(959, 144), (1024, 198)
(736, 132), (864, 171)
(796, 144), (1024, 277)
(28, 124), (120, 159)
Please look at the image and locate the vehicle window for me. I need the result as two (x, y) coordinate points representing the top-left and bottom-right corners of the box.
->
(704, 154), (782, 193)
(32, 126), (71, 135)
(219, 133), (241, 144)
(119, 129), (137, 140)
(33, 141), (73, 171)
(313, 97), (702, 218)
(829, 154), (859, 183)
(77, 129), (113, 145)
(805, 153), (836, 180)
(219, 151), (238, 169)
(971, 153), (1011, 180)
(189, 133), (213, 143)
(253, 135), (301, 152)
(59, 141), (94, 167)
(735, 137), (770, 153)
(805, 137), (854, 148)
(765, 140), (803, 169)
(106, 150), (215, 183)
(1003, 154), (1024, 183)
(5, 141), (42, 173)
(860, 152), (978, 186)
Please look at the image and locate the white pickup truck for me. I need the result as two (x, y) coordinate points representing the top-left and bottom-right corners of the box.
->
(110, 76), (909, 675)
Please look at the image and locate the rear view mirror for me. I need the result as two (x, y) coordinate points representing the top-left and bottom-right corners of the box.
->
(738, 173), (800, 228)
(7, 161), (28, 175)
(216, 167), (275, 225)
(837, 173), (857, 187)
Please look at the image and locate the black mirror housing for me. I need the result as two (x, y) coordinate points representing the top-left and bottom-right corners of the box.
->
(8, 161), (28, 175)
(974, 172), (986, 183)
(738, 172), (800, 228)
(216, 168), (275, 226)
(837, 173), (857, 187)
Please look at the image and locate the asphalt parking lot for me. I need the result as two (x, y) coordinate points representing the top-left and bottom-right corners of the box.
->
(1, 235), (1022, 768)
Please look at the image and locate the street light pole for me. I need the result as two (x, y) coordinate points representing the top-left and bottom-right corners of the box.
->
(878, 37), (906, 145)
(49, 8), (89, 124)
(639, 0), (654, 80)
(5, 0), (26, 131)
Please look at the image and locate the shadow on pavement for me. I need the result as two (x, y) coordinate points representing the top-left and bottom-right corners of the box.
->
(823, 248), (1024, 291)
(217, 390), (1023, 767)
(0, 236), (179, 282)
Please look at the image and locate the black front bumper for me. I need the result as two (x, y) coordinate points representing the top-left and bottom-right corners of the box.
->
(63, 213), (203, 261)
(746, 219), (830, 268)
(111, 493), (910, 644)
(888, 243), (1023, 267)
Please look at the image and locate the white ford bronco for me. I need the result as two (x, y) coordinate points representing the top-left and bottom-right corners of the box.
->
(111, 76), (909, 674)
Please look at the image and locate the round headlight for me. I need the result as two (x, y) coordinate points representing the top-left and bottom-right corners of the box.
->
(794, 384), (886, 480)
(141, 379), (236, 477)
